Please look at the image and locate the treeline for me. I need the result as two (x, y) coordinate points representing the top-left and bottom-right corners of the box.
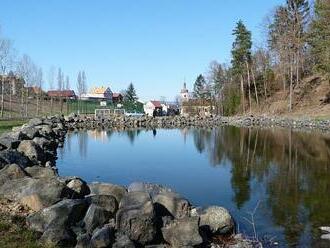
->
(0, 25), (91, 118)
(192, 0), (330, 115)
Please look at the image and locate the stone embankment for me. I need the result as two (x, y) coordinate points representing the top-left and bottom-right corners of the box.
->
(65, 114), (330, 131)
(0, 115), (260, 247)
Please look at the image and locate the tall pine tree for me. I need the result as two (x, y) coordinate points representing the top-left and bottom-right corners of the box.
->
(125, 83), (138, 102)
(193, 74), (207, 99)
(231, 20), (252, 113)
(309, 0), (330, 76)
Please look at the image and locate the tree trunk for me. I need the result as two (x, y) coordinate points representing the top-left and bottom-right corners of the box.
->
(25, 88), (28, 117)
(36, 93), (39, 116)
(246, 61), (252, 113)
(9, 82), (12, 118)
(240, 75), (245, 114)
(0, 80), (4, 118)
(289, 56), (294, 112)
(251, 65), (259, 107)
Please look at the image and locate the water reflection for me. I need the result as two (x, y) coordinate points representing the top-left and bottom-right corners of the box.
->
(190, 127), (330, 246)
(58, 127), (330, 246)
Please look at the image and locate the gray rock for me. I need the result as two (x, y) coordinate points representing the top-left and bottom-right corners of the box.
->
(17, 140), (46, 164)
(0, 163), (27, 186)
(33, 136), (56, 150)
(76, 233), (91, 248)
(153, 192), (190, 219)
(21, 126), (40, 139)
(128, 182), (173, 198)
(0, 149), (30, 169)
(25, 166), (57, 178)
(27, 199), (87, 233)
(89, 182), (127, 203)
(161, 216), (203, 247)
(86, 194), (118, 215)
(67, 178), (90, 197)
(199, 206), (234, 235)
(40, 227), (76, 247)
(112, 233), (136, 248)
(83, 204), (111, 232)
(116, 191), (157, 245)
(0, 131), (27, 149)
(28, 118), (44, 127)
(91, 225), (114, 248)
(0, 177), (68, 211)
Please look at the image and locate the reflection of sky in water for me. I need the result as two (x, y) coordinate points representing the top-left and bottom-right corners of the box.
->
(57, 128), (330, 247)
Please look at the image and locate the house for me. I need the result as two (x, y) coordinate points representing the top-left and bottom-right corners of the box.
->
(161, 103), (180, 116)
(81, 86), (112, 101)
(112, 93), (123, 103)
(47, 90), (77, 99)
(144, 100), (163, 117)
(0, 72), (25, 96)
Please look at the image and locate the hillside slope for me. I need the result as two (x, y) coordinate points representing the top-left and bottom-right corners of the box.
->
(254, 75), (330, 118)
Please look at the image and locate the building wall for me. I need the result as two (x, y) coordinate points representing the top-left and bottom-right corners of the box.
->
(144, 101), (155, 116)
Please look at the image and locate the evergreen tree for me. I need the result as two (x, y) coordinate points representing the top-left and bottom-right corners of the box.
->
(309, 0), (330, 76)
(231, 20), (252, 112)
(193, 74), (207, 99)
(125, 83), (138, 102)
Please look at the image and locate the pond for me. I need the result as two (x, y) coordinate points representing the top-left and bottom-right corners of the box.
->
(57, 126), (330, 247)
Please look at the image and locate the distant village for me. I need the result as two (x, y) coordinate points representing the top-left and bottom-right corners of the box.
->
(0, 71), (214, 118)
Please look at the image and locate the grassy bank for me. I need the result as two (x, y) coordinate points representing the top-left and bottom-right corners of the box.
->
(0, 120), (27, 135)
(0, 213), (42, 248)
(0, 198), (42, 248)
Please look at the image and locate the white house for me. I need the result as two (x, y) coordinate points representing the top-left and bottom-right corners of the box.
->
(144, 100), (162, 116)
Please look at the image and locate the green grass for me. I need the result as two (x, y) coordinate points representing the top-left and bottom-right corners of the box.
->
(0, 120), (26, 135)
(0, 213), (43, 248)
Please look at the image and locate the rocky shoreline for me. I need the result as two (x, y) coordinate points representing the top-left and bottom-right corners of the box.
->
(65, 114), (330, 132)
(0, 115), (262, 247)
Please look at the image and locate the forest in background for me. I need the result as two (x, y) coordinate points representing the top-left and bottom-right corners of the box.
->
(192, 0), (330, 116)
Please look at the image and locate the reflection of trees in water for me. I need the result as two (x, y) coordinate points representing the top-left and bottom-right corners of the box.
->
(78, 131), (88, 158)
(125, 129), (141, 144)
(189, 127), (330, 245)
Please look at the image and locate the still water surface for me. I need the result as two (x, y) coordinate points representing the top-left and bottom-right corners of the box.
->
(57, 127), (330, 247)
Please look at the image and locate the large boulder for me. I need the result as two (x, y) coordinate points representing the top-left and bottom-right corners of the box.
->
(21, 126), (41, 140)
(153, 192), (190, 219)
(33, 136), (56, 150)
(27, 199), (88, 246)
(0, 131), (26, 150)
(116, 191), (157, 245)
(0, 149), (30, 169)
(112, 233), (136, 248)
(89, 183), (127, 203)
(67, 178), (90, 197)
(0, 177), (70, 211)
(0, 163), (27, 186)
(199, 206), (234, 235)
(161, 217), (203, 247)
(90, 225), (115, 248)
(76, 233), (91, 248)
(83, 204), (112, 233)
(28, 118), (44, 127)
(86, 195), (118, 215)
(39, 227), (76, 247)
(25, 166), (57, 179)
(128, 182), (173, 198)
(17, 140), (46, 164)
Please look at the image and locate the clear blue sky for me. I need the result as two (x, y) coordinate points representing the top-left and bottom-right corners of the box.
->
(0, 0), (283, 101)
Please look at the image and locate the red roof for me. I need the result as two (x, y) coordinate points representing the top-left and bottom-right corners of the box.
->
(47, 90), (76, 97)
(112, 93), (122, 98)
(150, 101), (162, 108)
